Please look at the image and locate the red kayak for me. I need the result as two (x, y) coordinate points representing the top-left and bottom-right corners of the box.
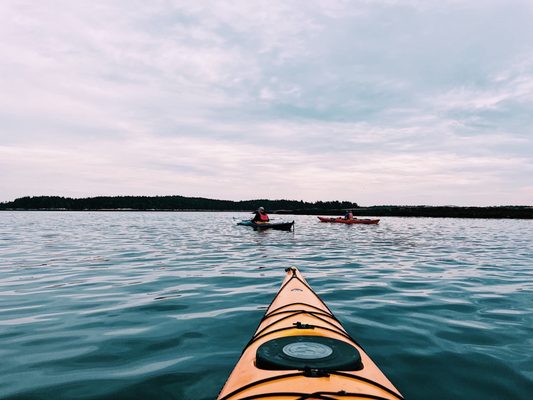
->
(318, 216), (380, 225)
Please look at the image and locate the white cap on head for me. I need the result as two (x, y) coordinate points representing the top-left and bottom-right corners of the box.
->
(258, 206), (264, 211)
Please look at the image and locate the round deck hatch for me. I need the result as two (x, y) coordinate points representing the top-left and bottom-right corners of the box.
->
(282, 341), (333, 359)
(256, 336), (363, 371)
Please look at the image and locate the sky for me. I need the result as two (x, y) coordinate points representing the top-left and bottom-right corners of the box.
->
(1, 0), (532, 206)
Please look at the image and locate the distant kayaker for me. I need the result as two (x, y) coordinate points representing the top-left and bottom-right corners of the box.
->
(253, 206), (270, 223)
(344, 210), (354, 220)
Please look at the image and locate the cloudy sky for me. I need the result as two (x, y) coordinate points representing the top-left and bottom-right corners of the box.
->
(1, 0), (532, 205)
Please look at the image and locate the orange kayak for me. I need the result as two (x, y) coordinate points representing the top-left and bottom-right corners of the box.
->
(217, 267), (404, 400)
(318, 216), (380, 225)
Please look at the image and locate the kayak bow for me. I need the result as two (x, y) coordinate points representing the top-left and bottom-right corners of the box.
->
(217, 267), (403, 400)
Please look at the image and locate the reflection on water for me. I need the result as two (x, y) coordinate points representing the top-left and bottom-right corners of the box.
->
(0, 211), (532, 399)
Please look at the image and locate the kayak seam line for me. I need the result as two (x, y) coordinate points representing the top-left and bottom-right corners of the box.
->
(332, 372), (405, 400)
(261, 309), (340, 329)
(299, 392), (399, 400)
(225, 392), (398, 400)
(218, 371), (403, 400)
(264, 271), (335, 318)
(263, 271), (299, 315)
(292, 275), (336, 316)
(252, 311), (348, 340)
(218, 372), (303, 400)
(232, 393), (394, 400)
(236, 392), (339, 399)
(263, 308), (334, 321)
(243, 324), (355, 352)
(265, 302), (336, 319)
(296, 393), (396, 400)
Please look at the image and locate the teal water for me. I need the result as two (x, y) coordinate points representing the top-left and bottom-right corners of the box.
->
(0, 211), (532, 399)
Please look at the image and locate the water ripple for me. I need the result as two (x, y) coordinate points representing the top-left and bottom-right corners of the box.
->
(0, 211), (532, 399)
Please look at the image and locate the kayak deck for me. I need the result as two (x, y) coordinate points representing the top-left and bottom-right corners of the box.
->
(237, 220), (295, 231)
(318, 216), (380, 225)
(217, 267), (403, 400)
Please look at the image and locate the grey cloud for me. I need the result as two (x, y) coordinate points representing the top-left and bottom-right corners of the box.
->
(1, 0), (532, 204)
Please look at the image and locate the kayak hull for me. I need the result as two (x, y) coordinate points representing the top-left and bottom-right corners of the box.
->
(318, 216), (380, 225)
(237, 220), (295, 231)
(217, 267), (403, 400)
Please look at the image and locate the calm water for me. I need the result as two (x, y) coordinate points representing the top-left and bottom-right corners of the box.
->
(0, 211), (532, 399)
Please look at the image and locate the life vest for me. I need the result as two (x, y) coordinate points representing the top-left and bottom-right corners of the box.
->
(259, 212), (269, 222)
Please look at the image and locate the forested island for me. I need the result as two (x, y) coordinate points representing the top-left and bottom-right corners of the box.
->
(0, 196), (357, 213)
(0, 195), (531, 219)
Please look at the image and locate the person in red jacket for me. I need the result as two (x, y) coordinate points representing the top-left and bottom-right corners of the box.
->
(252, 206), (270, 223)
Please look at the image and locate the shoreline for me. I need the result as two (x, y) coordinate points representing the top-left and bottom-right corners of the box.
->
(1, 196), (530, 219)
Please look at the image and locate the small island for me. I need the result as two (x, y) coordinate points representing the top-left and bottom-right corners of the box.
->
(0, 196), (531, 219)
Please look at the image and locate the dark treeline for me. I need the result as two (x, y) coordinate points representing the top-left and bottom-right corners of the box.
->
(1, 196), (531, 219)
(0, 196), (358, 212)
